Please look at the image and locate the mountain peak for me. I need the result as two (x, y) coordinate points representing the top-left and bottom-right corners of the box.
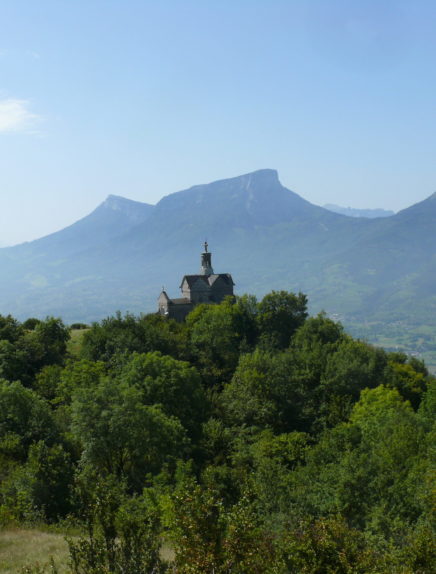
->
(97, 195), (154, 220)
(207, 168), (280, 191)
(102, 194), (143, 209)
(237, 168), (279, 184)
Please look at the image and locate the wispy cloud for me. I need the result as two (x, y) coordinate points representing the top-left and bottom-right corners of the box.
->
(0, 98), (42, 133)
(26, 50), (41, 60)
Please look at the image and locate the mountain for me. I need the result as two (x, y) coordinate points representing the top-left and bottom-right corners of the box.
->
(323, 204), (395, 218)
(0, 169), (434, 368)
(7, 195), (154, 260)
(0, 195), (154, 320)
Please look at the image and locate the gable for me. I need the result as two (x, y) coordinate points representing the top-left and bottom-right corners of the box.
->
(181, 275), (210, 291)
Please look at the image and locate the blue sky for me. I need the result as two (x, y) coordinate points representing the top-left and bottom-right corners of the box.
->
(0, 0), (435, 245)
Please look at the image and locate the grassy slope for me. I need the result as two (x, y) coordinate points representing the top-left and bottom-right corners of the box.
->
(0, 528), (174, 572)
(67, 328), (89, 358)
(0, 528), (70, 573)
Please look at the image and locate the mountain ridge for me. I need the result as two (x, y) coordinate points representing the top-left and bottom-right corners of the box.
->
(0, 170), (434, 346)
(323, 204), (395, 218)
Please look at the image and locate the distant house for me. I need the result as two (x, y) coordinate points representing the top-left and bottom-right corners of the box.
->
(158, 243), (234, 321)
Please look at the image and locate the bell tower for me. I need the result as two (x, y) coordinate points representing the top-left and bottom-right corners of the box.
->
(200, 241), (214, 276)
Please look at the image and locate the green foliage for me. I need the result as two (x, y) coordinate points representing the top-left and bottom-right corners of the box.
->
(81, 311), (188, 365)
(168, 475), (225, 572)
(318, 338), (388, 427)
(0, 300), (433, 572)
(257, 290), (308, 350)
(71, 378), (188, 489)
(0, 313), (24, 342)
(69, 474), (163, 573)
(69, 323), (89, 330)
(1, 441), (73, 522)
(289, 387), (429, 534)
(0, 380), (58, 461)
(116, 351), (208, 439)
(0, 339), (28, 382)
(34, 364), (64, 402)
(384, 354), (429, 409)
(186, 297), (251, 386)
(54, 359), (107, 405)
(276, 517), (383, 574)
(23, 318), (70, 371)
(220, 350), (300, 432)
(0, 317), (69, 387)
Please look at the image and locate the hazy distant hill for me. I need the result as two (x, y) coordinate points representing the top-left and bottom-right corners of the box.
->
(0, 169), (434, 368)
(7, 195), (154, 260)
(323, 204), (395, 218)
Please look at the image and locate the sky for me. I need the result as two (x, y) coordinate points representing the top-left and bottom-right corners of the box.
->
(1, 0), (436, 246)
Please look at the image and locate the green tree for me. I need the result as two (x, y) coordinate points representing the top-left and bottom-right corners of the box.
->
(0, 380), (58, 461)
(71, 378), (188, 489)
(291, 386), (429, 536)
(1, 441), (73, 522)
(81, 311), (188, 365)
(55, 359), (107, 405)
(221, 349), (304, 433)
(19, 317), (70, 371)
(117, 351), (208, 439)
(0, 339), (28, 383)
(276, 517), (384, 574)
(318, 338), (388, 428)
(0, 314), (23, 343)
(187, 298), (249, 386)
(69, 472), (164, 574)
(384, 353), (430, 410)
(257, 290), (308, 350)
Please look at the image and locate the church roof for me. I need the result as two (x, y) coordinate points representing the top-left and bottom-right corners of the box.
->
(208, 273), (235, 286)
(170, 297), (192, 305)
(180, 275), (210, 288)
(180, 273), (234, 288)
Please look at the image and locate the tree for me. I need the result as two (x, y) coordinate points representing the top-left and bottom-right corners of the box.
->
(69, 474), (164, 574)
(0, 314), (23, 343)
(0, 339), (28, 383)
(291, 386), (429, 535)
(117, 351), (208, 439)
(81, 311), (189, 365)
(71, 378), (188, 490)
(257, 290), (308, 350)
(276, 517), (383, 574)
(0, 380), (58, 461)
(187, 298), (249, 386)
(384, 354), (430, 410)
(1, 441), (73, 522)
(32, 317), (70, 365)
(318, 339), (388, 428)
(221, 349), (311, 433)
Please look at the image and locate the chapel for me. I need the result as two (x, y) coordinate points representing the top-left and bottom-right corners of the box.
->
(158, 243), (234, 321)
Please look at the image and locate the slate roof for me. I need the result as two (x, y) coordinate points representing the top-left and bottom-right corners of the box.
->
(208, 273), (235, 286)
(180, 275), (210, 288)
(180, 273), (234, 288)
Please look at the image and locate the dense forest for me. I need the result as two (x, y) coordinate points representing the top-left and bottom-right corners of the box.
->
(0, 291), (434, 573)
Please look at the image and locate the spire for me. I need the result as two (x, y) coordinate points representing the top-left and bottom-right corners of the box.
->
(200, 241), (214, 275)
